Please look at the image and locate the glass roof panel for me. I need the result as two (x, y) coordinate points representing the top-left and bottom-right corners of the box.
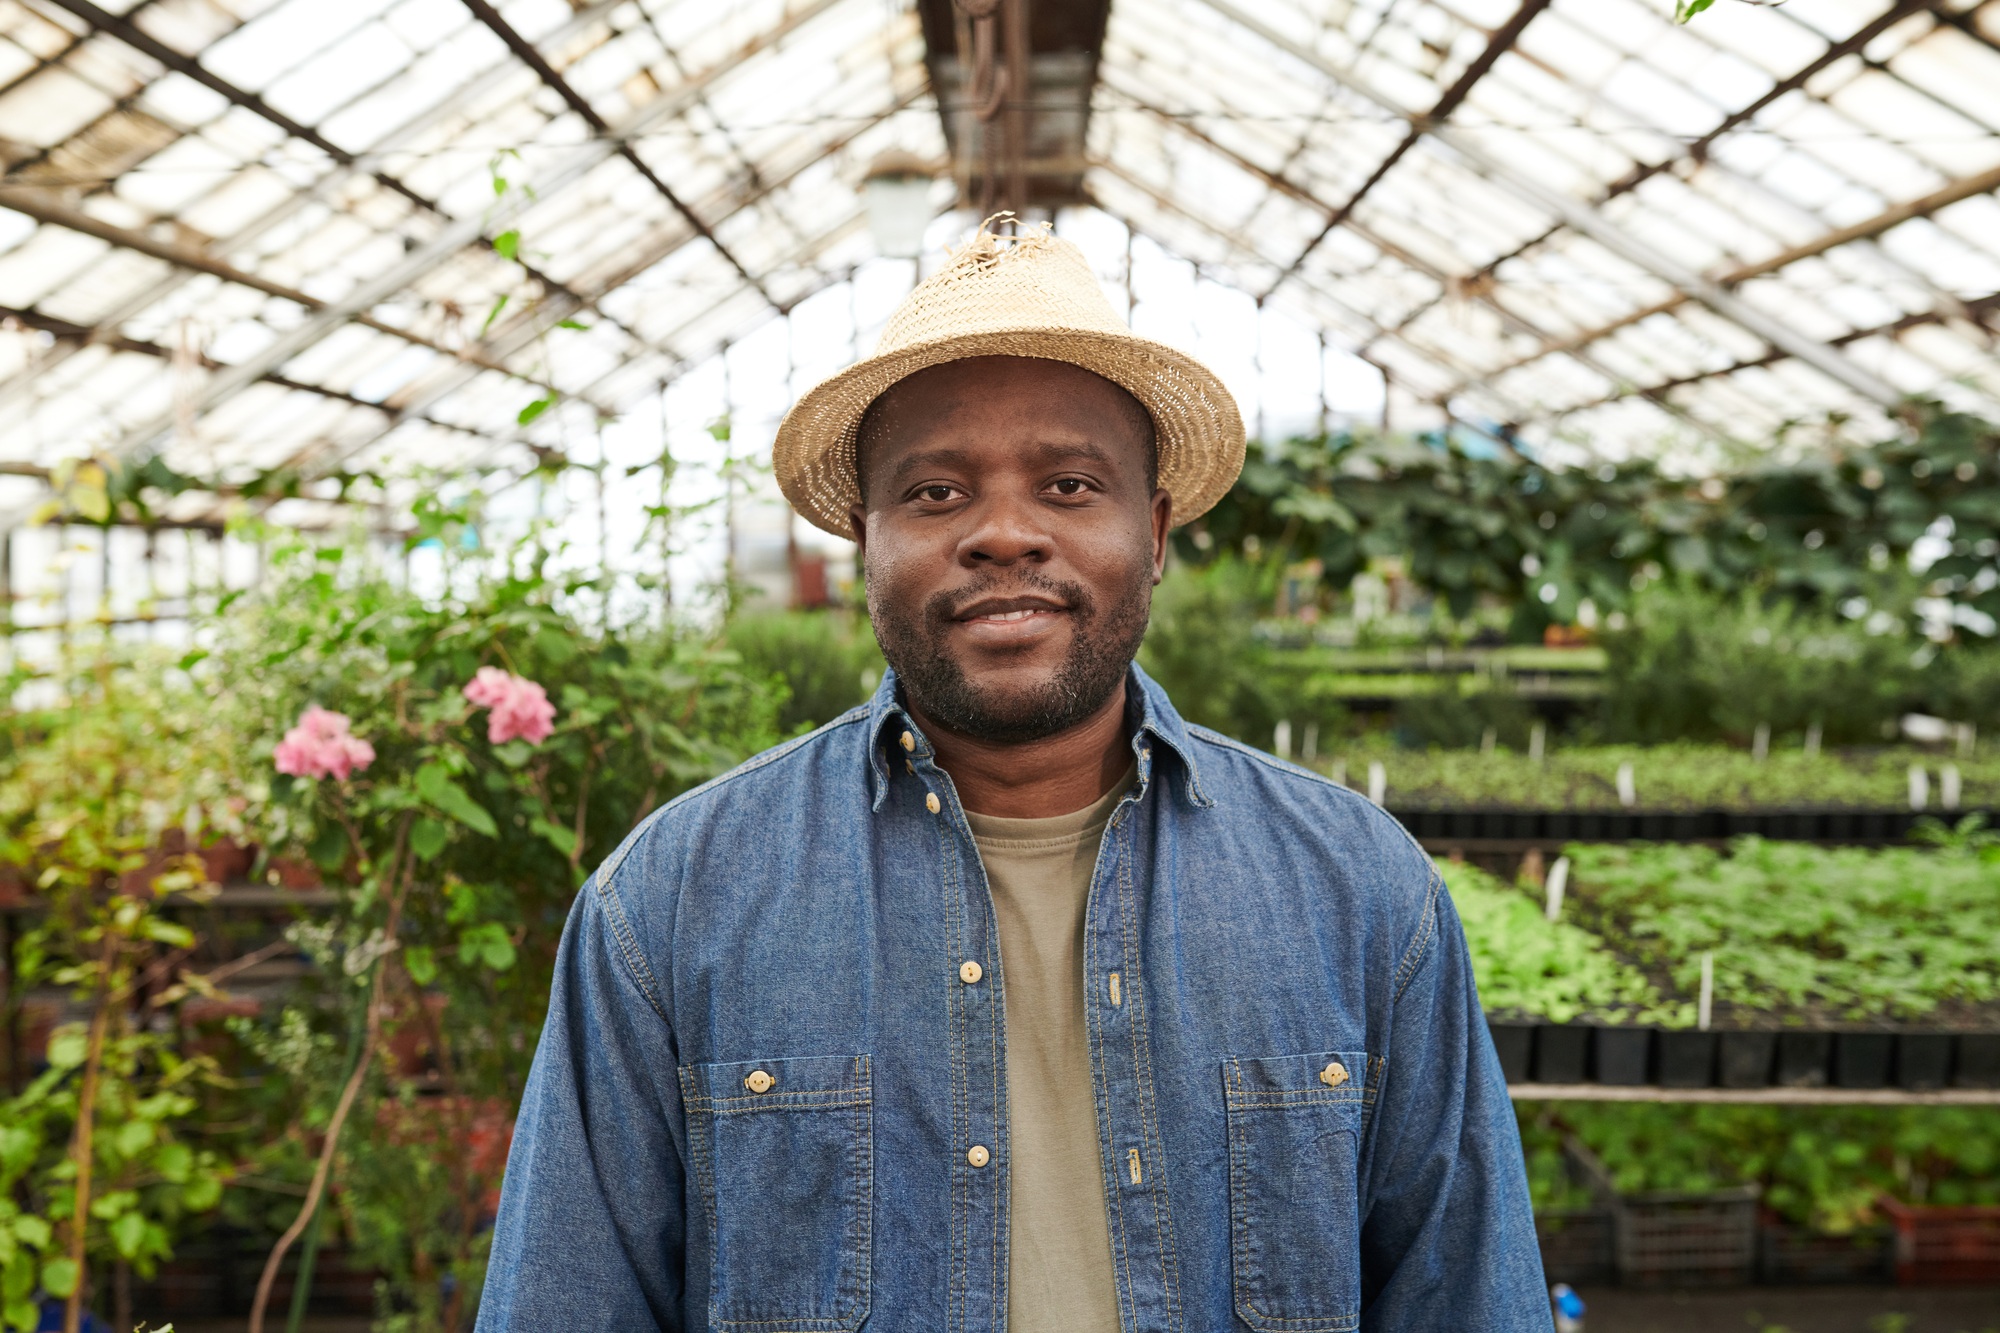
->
(1, 0), (1996, 542)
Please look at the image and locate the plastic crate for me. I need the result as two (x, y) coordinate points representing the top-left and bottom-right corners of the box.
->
(1756, 1217), (1893, 1285)
(1566, 1137), (1758, 1287)
(1537, 1210), (1616, 1285)
(1880, 1200), (2000, 1285)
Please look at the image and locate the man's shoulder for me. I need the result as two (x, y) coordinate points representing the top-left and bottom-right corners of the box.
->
(1177, 723), (1441, 914)
(595, 704), (875, 886)
(1181, 724), (1419, 835)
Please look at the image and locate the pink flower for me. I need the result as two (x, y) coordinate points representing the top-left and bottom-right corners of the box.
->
(462, 666), (557, 746)
(274, 706), (377, 781)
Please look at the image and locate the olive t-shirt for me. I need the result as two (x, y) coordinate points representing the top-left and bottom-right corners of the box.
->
(965, 769), (1134, 1333)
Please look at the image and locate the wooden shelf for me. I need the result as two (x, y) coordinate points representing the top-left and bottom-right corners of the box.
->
(1509, 1082), (2000, 1105)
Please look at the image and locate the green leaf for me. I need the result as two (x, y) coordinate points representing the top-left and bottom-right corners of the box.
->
(410, 817), (449, 862)
(457, 922), (516, 973)
(110, 1210), (146, 1260)
(40, 1257), (77, 1299)
(112, 1119), (154, 1158)
(45, 1031), (86, 1071)
(516, 394), (556, 426)
(308, 820), (349, 872)
(1674, 0), (1715, 19)
(403, 944), (438, 986)
(142, 918), (196, 948)
(480, 293), (510, 336)
(181, 1173), (222, 1212)
(415, 763), (499, 838)
(556, 318), (590, 331)
(530, 818), (577, 859)
(10, 1219), (47, 1252)
(5, 1297), (36, 1333)
(153, 1143), (192, 1184)
(492, 229), (520, 261)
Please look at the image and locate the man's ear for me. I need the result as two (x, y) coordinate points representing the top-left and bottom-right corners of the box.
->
(1150, 488), (1172, 585)
(848, 503), (869, 560)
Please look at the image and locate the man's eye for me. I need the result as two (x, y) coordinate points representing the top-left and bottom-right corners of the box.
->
(1051, 478), (1088, 496)
(918, 485), (957, 503)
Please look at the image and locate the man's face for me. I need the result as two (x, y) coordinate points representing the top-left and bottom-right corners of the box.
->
(849, 356), (1171, 745)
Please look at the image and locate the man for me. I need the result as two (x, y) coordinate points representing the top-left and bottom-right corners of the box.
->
(479, 224), (1549, 1332)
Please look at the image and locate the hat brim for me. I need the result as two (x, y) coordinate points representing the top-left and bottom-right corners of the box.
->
(773, 325), (1246, 538)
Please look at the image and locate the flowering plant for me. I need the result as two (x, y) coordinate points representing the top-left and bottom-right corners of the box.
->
(273, 706), (377, 780)
(212, 511), (783, 1331)
(462, 668), (556, 746)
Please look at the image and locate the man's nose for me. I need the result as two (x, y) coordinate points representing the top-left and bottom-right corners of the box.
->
(957, 491), (1051, 567)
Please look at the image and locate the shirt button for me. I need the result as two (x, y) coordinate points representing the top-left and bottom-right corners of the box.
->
(966, 1144), (990, 1168)
(1320, 1061), (1349, 1088)
(959, 960), (983, 984)
(900, 731), (916, 752)
(744, 1069), (775, 1094)
(925, 792), (941, 814)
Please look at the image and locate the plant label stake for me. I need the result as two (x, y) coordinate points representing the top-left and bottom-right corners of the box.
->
(1753, 722), (1769, 761)
(1274, 720), (1292, 760)
(1301, 723), (1318, 763)
(1616, 762), (1636, 809)
(1332, 759), (1347, 789)
(1908, 764), (1929, 811)
(1367, 761), (1386, 806)
(1529, 721), (1546, 763)
(1698, 951), (1714, 1031)
(1956, 723), (1976, 759)
(1941, 762), (1961, 811)
(1805, 721), (1822, 757)
(1544, 855), (1569, 922)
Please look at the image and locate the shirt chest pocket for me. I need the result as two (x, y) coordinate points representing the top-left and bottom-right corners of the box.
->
(679, 1054), (873, 1333)
(1223, 1050), (1372, 1333)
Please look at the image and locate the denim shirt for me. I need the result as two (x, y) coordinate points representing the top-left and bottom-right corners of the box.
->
(478, 665), (1550, 1333)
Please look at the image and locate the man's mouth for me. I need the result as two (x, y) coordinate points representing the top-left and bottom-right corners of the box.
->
(954, 595), (1071, 623)
(949, 594), (1075, 643)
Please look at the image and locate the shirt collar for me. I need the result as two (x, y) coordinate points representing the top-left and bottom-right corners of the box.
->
(866, 661), (1212, 812)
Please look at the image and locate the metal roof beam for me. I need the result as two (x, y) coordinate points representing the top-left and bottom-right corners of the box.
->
(1554, 290), (2000, 418)
(1090, 158), (1734, 451)
(1189, 0), (1904, 406)
(0, 184), (588, 405)
(1084, 158), (1502, 402)
(1260, 0), (1553, 301)
(0, 304), (508, 451)
(456, 0), (779, 311)
(36, 0), (647, 350)
(1100, 81), (1596, 371)
(1463, 158), (2000, 391)
(275, 125), (895, 493)
(0, 0), (638, 416)
(85, 0), (848, 467)
(263, 209), (871, 509)
(266, 87), (917, 488)
(1376, 0), (1945, 350)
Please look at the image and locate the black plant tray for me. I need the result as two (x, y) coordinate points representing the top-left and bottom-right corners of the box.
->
(1398, 807), (1997, 844)
(1489, 1019), (1998, 1090)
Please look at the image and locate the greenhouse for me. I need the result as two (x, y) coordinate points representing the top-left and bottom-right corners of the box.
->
(2, 0), (1998, 1328)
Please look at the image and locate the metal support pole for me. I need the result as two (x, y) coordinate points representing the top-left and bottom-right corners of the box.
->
(1192, 0), (1908, 409)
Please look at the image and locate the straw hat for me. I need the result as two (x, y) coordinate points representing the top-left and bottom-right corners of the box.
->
(773, 219), (1246, 537)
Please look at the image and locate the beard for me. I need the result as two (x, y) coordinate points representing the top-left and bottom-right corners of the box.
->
(868, 562), (1154, 745)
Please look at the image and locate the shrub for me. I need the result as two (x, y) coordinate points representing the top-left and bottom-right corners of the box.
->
(724, 610), (883, 735)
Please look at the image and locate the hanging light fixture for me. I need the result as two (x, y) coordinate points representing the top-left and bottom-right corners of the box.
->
(861, 150), (937, 259)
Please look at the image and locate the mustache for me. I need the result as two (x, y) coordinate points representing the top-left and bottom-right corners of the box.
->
(923, 574), (1095, 628)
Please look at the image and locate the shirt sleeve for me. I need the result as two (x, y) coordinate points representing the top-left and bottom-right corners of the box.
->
(475, 871), (686, 1331)
(1359, 873), (1553, 1332)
